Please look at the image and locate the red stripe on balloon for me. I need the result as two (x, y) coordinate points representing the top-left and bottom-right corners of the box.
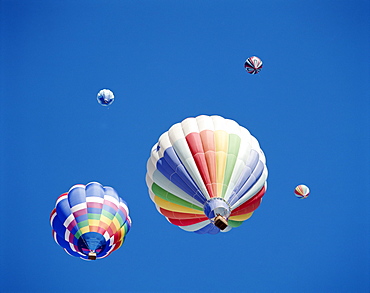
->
(167, 217), (206, 226)
(231, 185), (266, 216)
(87, 202), (103, 209)
(104, 199), (118, 211)
(73, 209), (88, 218)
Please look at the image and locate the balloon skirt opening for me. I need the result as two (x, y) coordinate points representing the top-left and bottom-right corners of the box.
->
(214, 215), (228, 230)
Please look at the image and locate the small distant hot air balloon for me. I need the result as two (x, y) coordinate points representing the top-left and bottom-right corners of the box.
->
(146, 115), (268, 235)
(97, 89), (114, 106)
(294, 184), (310, 199)
(50, 182), (131, 260)
(244, 56), (263, 74)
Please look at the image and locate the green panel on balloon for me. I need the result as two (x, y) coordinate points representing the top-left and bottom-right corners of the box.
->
(152, 183), (203, 211)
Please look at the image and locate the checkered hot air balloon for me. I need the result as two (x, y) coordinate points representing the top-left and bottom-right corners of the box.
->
(50, 182), (131, 260)
(244, 56), (263, 74)
(146, 115), (268, 235)
(294, 184), (310, 199)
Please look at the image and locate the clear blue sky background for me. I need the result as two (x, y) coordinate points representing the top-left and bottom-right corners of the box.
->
(1, 1), (369, 292)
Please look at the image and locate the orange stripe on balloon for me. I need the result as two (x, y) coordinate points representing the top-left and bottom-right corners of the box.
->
(97, 223), (109, 235)
(186, 132), (214, 197)
(89, 226), (100, 233)
(109, 222), (118, 235)
(200, 129), (217, 197)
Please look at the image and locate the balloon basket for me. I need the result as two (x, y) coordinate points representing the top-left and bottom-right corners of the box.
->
(214, 215), (228, 230)
(88, 252), (97, 260)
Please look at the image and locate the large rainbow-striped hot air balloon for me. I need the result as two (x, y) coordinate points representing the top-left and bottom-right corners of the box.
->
(146, 115), (268, 234)
(50, 182), (131, 260)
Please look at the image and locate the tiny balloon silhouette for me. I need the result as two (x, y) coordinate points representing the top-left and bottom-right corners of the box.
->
(294, 184), (310, 199)
(97, 89), (114, 106)
(244, 56), (263, 74)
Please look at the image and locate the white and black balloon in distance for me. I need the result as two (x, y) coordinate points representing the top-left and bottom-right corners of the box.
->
(97, 89), (115, 106)
(294, 184), (310, 199)
(244, 56), (263, 74)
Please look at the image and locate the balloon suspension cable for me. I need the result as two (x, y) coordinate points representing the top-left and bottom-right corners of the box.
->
(79, 235), (96, 260)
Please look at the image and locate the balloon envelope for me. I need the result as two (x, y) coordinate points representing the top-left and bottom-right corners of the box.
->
(97, 89), (114, 106)
(146, 115), (268, 234)
(50, 182), (131, 260)
(244, 56), (263, 74)
(294, 184), (310, 199)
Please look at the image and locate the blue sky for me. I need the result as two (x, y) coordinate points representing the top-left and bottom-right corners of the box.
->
(1, 1), (369, 292)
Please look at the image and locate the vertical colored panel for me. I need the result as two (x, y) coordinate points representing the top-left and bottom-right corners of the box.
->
(221, 133), (241, 197)
(170, 129), (209, 201)
(200, 129), (217, 198)
(157, 147), (205, 203)
(186, 132), (214, 198)
(215, 130), (228, 197)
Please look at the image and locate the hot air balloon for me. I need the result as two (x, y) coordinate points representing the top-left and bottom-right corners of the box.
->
(97, 89), (114, 106)
(244, 56), (263, 74)
(294, 184), (310, 199)
(50, 182), (131, 260)
(146, 115), (268, 234)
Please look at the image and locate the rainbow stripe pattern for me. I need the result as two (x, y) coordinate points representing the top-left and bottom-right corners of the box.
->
(146, 115), (268, 234)
(50, 182), (131, 260)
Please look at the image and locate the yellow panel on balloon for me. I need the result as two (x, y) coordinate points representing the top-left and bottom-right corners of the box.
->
(229, 212), (253, 221)
(154, 196), (204, 214)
